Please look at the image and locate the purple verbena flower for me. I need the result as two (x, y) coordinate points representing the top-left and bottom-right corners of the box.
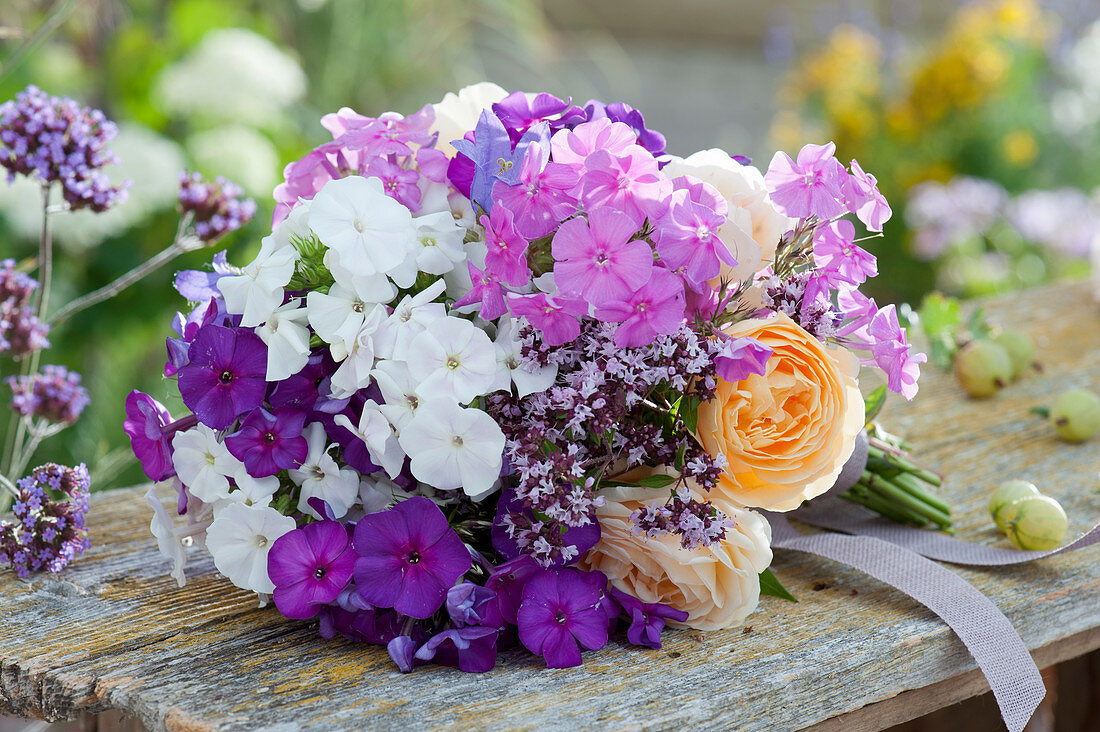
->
(351, 496), (472, 619)
(0, 463), (90, 577)
(7, 365), (89, 426)
(177, 172), (256, 243)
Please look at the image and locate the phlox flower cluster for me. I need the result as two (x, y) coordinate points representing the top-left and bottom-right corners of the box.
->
(130, 84), (922, 674)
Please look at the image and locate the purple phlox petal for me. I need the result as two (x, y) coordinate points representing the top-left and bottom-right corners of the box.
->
(764, 142), (848, 220)
(446, 582), (498, 626)
(506, 292), (586, 346)
(225, 407), (309, 478)
(609, 587), (688, 649)
(715, 336), (773, 383)
(269, 520), (356, 619)
(414, 626), (499, 673)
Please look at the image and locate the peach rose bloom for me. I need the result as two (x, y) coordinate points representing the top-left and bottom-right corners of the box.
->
(697, 312), (864, 512)
(579, 485), (772, 631)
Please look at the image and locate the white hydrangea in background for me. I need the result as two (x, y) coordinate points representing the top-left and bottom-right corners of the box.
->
(186, 124), (281, 195)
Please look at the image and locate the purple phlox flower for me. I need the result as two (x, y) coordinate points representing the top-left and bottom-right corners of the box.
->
(492, 143), (579, 240)
(485, 555), (542, 626)
(582, 100), (666, 158)
(414, 626), (499, 673)
(269, 520), (356, 619)
(352, 496), (472, 619)
(269, 350), (337, 412)
(552, 208), (654, 306)
(581, 147), (670, 227)
(124, 390), (189, 481)
(844, 159), (891, 232)
(731, 154), (752, 166)
(7, 365), (89, 426)
(481, 204), (531, 286)
(493, 91), (585, 143)
(608, 587), (687, 649)
(177, 324), (268, 430)
(0, 85), (128, 212)
(174, 251), (236, 303)
(341, 104), (435, 157)
(454, 260), (508, 321)
(516, 567), (610, 668)
(177, 172), (256, 243)
(320, 604), (407, 645)
(506, 292), (586, 346)
(451, 111), (546, 213)
(0, 463), (90, 577)
(813, 218), (877, 287)
(447, 582), (499, 626)
(272, 143), (350, 225)
(491, 487), (600, 568)
(387, 635), (427, 673)
(365, 156), (421, 211)
(867, 304), (925, 401)
(166, 298), (227, 377)
(550, 117), (637, 172)
(715, 337), (773, 383)
(654, 177), (735, 288)
(594, 266), (685, 348)
(764, 142), (848, 220)
(225, 407), (309, 478)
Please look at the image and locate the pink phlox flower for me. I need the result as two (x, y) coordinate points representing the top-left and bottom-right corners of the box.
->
(835, 287), (878, 340)
(492, 91), (586, 143)
(342, 104), (436, 158)
(549, 118), (637, 171)
(715, 336), (772, 383)
(366, 157), (421, 211)
(492, 143), (579, 239)
(320, 107), (374, 137)
(764, 142), (848, 220)
(551, 208), (654, 306)
(813, 218), (877, 286)
(844, 159), (892, 232)
(454, 260), (508, 321)
(653, 176), (735, 289)
(416, 147), (450, 183)
(481, 205), (531, 286)
(867, 304), (925, 401)
(594, 266), (685, 348)
(507, 292), (587, 346)
(581, 147), (671, 227)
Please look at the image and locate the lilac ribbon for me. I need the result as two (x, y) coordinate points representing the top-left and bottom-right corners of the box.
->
(761, 436), (1100, 732)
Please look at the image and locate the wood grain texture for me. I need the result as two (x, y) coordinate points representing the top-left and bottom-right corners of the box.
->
(1, 280), (1098, 732)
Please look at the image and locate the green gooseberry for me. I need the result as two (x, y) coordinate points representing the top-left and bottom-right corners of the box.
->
(989, 480), (1040, 528)
(1050, 389), (1100, 443)
(991, 330), (1034, 380)
(954, 340), (1013, 398)
(996, 494), (1068, 551)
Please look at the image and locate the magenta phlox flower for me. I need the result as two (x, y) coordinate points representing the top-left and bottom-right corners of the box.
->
(715, 336), (773, 383)
(654, 177), (735, 288)
(581, 147), (670, 227)
(594, 266), (685, 347)
(517, 567), (610, 668)
(492, 144), (579, 239)
(454, 261), (508, 320)
(582, 100), (666, 158)
(844, 159), (892, 232)
(414, 626), (499, 672)
(506, 292), (586, 346)
(492, 91), (585, 143)
(764, 142), (848, 219)
(123, 390), (180, 481)
(177, 324), (268, 430)
(269, 520), (356, 619)
(366, 157), (421, 211)
(813, 218), (877, 287)
(481, 205), (531, 286)
(608, 587), (688, 649)
(225, 407), (308, 478)
(552, 208), (653, 306)
(549, 117), (637, 171)
(352, 496), (472, 619)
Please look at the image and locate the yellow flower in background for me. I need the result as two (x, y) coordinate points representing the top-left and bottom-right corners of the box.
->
(1001, 129), (1039, 166)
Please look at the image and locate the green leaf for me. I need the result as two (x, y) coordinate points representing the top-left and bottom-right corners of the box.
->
(634, 474), (676, 488)
(681, 395), (700, 434)
(759, 568), (798, 603)
(918, 292), (961, 339)
(863, 384), (887, 425)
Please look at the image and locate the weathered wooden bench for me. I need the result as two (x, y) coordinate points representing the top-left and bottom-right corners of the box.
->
(2, 280), (1098, 731)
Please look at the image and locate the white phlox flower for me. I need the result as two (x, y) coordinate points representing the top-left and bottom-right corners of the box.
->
(372, 279), (447, 361)
(205, 502), (296, 594)
(411, 211), (467, 275)
(407, 316), (497, 404)
(307, 282), (387, 349)
(171, 425), (243, 504)
(371, 359), (422, 429)
(335, 401), (406, 479)
(329, 305), (387, 399)
(219, 234), (299, 327)
(309, 175), (415, 277)
(490, 317), (558, 398)
(257, 299), (311, 381)
(398, 399), (505, 498)
(288, 423), (360, 519)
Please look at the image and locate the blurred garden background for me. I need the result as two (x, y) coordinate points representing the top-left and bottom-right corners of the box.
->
(1, 0), (1098, 490)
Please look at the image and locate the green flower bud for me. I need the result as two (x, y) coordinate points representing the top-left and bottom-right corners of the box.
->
(997, 494), (1068, 551)
(989, 480), (1040, 527)
(1050, 389), (1100, 443)
(953, 340), (1013, 398)
(991, 330), (1034, 380)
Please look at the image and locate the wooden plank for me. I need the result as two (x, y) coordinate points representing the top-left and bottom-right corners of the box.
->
(1, 279), (1099, 731)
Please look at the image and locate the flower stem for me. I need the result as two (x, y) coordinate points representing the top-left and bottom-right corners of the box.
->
(49, 224), (199, 326)
(859, 471), (953, 528)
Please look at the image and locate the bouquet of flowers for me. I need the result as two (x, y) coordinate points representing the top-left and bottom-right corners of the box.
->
(127, 83), (929, 672)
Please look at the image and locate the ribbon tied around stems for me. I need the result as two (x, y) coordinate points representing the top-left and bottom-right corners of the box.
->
(767, 432), (1100, 732)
